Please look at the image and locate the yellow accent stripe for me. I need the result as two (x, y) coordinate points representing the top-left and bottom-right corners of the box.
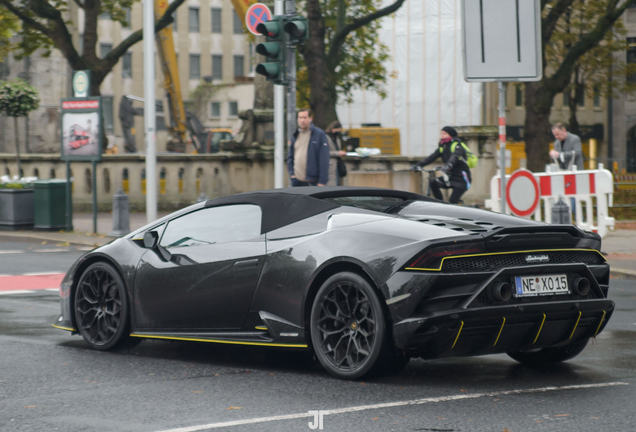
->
(493, 317), (506, 347)
(129, 333), (307, 348)
(594, 311), (607, 336)
(533, 314), (547, 344)
(451, 321), (464, 350)
(255, 326), (268, 330)
(569, 311), (582, 339)
(52, 324), (76, 332)
(405, 248), (606, 272)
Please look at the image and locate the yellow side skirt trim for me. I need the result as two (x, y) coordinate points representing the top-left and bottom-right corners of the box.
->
(594, 311), (607, 336)
(569, 311), (582, 340)
(52, 324), (76, 332)
(533, 314), (547, 344)
(493, 317), (506, 347)
(451, 321), (464, 350)
(129, 333), (307, 348)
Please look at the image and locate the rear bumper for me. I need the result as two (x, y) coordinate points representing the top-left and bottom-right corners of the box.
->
(393, 299), (614, 358)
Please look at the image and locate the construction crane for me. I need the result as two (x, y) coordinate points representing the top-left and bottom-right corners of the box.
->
(121, 0), (251, 153)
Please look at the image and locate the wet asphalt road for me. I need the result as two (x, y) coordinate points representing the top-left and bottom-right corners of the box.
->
(1, 240), (636, 432)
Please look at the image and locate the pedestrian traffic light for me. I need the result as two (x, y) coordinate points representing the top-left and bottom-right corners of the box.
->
(284, 17), (308, 44)
(255, 17), (287, 85)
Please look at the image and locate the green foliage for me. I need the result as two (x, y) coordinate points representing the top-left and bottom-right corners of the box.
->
(0, 6), (19, 59)
(0, 79), (40, 118)
(296, 0), (391, 107)
(545, 0), (636, 100)
(0, 175), (35, 188)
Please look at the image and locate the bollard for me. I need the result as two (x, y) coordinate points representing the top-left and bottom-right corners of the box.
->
(196, 193), (209, 203)
(551, 197), (571, 224)
(108, 188), (131, 237)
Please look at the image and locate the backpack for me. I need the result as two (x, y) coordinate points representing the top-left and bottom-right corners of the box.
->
(446, 140), (478, 169)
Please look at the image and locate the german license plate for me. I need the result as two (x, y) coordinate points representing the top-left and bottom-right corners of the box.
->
(514, 274), (569, 297)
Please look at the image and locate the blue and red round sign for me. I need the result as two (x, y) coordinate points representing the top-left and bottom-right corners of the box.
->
(245, 3), (272, 36)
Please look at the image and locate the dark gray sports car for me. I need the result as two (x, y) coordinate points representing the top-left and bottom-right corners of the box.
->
(54, 187), (614, 379)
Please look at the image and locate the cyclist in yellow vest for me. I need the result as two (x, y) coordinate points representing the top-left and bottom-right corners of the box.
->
(411, 126), (472, 204)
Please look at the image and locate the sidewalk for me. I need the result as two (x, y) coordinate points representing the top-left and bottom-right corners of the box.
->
(1, 212), (635, 279)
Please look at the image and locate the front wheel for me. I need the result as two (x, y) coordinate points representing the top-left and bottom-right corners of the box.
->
(310, 272), (387, 380)
(507, 338), (590, 366)
(74, 262), (132, 351)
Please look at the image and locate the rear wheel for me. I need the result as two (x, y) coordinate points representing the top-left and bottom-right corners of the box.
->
(310, 272), (386, 380)
(507, 338), (590, 366)
(74, 262), (133, 351)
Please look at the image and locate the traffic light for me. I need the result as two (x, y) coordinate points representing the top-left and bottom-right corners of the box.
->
(284, 17), (308, 44)
(255, 17), (287, 85)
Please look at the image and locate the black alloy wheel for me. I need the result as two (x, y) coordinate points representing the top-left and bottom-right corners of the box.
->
(310, 272), (386, 379)
(507, 338), (590, 366)
(74, 262), (132, 350)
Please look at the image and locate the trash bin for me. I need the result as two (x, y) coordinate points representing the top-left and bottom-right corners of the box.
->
(34, 179), (70, 231)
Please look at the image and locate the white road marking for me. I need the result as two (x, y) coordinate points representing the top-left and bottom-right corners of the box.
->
(0, 250), (24, 254)
(46, 288), (59, 292)
(33, 249), (68, 253)
(0, 290), (32, 295)
(156, 382), (628, 432)
(22, 272), (65, 276)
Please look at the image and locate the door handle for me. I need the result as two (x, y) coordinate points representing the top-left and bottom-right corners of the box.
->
(233, 259), (259, 270)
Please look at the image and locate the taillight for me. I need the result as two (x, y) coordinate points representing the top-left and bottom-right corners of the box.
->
(407, 242), (486, 269)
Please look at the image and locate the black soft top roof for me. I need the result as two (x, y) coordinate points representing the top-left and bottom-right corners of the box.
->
(204, 186), (432, 234)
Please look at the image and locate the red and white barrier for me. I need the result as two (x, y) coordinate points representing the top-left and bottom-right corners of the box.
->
(485, 165), (615, 238)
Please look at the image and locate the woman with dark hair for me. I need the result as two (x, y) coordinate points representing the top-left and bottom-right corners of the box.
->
(325, 121), (347, 186)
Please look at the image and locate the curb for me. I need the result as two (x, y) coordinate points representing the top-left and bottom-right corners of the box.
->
(611, 268), (636, 280)
(0, 231), (114, 247)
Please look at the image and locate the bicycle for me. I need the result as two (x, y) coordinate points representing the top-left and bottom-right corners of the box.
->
(412, 166), (447, 197)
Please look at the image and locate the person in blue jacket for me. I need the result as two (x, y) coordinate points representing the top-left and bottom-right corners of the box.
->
(287, 109), (330, 186)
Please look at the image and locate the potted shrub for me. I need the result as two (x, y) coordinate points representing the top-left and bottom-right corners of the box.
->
(0, 175), (36, 230)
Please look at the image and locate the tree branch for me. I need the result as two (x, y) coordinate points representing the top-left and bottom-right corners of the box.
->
(327, 0), (405, 71)
(0, 0), (50, 36)
(542, 0), (576, 47)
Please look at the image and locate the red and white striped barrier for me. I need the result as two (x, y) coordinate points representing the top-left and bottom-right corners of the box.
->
(485, 165), (615, 238)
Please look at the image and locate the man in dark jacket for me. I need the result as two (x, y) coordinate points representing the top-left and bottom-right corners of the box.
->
(412, 126), (472, 204)
(287, 109), (330, 186)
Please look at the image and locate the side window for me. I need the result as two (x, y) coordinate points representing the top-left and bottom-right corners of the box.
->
(160, 205), (262, 249)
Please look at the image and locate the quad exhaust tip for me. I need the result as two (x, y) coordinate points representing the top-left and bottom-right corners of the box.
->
(489, 282), (512, 302)
(572, 277), (591, 296)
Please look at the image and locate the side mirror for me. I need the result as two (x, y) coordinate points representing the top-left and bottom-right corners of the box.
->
(143, 231), (159, 249)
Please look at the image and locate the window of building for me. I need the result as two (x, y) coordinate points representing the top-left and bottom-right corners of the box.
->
(99, 11), (110, 19)
(123, 7), (131, 28)
(211, 8), (222, 33)
(102, 96), (114, 134)
(233, 10), (243, 34)
(122, 52), (132, 78)
(189, 54), (201, 79)
(577, 90), (585, 107)
(229, 101), (238, 117)
(189, 8), (199, 32)
(234, 55), (244, 77)
(211, 102), (221, 118)
(515, 84), (523, 107)
(79, 33), (83, 55)
(563, 92), (570, 107)
(100, 43), (112, 59)
(212, 55), (223, 80)
(593, 85), (601, 107)
(159, 205), (262, 248)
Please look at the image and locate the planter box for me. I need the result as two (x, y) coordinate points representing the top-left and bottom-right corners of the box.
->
(0, 189), (34, 230)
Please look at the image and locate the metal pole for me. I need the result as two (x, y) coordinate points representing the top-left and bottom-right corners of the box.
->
(498, 82), (507, 213)
(285, 0), (297, 143)
(143, 0), (158, 221)
(65, 161), (73, 231)
(92, 160), (98, 234)
(274, 0), (285, 188)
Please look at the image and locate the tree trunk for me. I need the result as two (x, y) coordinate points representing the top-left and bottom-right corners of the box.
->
(524, 81), (555, 172)
(567, 88), (579, 137)
(14, 116), (20, 177)
(305, 0), (339, 130)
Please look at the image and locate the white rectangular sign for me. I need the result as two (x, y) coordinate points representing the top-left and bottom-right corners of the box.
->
(462, 0), (542, 82)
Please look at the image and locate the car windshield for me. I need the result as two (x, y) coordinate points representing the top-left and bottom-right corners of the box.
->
(322, 196), (407, 213)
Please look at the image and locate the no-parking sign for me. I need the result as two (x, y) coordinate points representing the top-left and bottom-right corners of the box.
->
(245, 3), (272, 36)
(506, 169), (540, 217)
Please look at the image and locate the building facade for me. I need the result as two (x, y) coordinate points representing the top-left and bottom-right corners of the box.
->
(0, 0), (254, 156)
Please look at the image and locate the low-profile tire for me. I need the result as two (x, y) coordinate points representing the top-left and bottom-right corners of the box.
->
(74, 262), (132, 351)
(310, 272), (387, 380)
(507, 338), (590, 366)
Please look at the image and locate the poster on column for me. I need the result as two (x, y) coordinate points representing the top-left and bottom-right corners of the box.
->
(60, 98), (103, 161)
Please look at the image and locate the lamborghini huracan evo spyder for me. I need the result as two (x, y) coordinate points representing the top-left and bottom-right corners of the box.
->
(53, 187), (614, 379)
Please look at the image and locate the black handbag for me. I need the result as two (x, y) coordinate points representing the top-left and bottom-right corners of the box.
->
(337, 157), (347, 178)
